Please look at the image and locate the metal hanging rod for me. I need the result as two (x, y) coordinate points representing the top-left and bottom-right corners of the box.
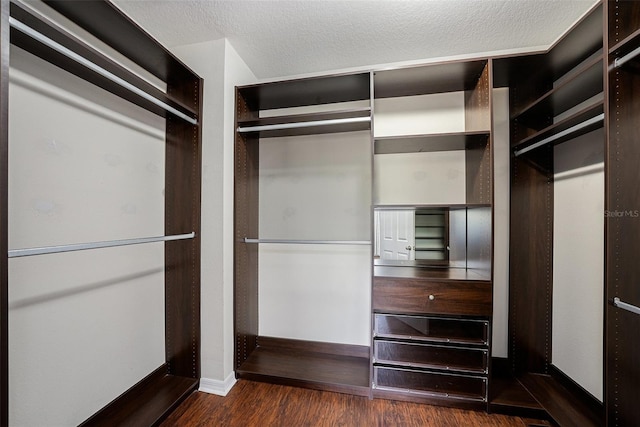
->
(8, 232), (195, 258)
(613, 297), (640, 316)
(244, 238), (371, 245)
(237, 116), (371, 133)
(9, 16), (198, 126)
(514, 113), (604, 157)
(614, 45), (640, 69)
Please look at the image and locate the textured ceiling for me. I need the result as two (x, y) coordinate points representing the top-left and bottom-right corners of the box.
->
(112, 0), (599, 80)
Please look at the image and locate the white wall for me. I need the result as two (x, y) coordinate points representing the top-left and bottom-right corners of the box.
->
(9, 50), (165, 426)
(374, 151), (466, 205)
(373, 92), (468, 206)
(552, 129), (604, 401)
(172, 39), (256, 391)
(257, 130), (371, 345)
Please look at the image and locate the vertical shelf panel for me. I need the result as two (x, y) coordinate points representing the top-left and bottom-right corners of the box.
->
(465, 62), (492, 206)
(234, 90), (259, 370)
(509, 148), (553, 374)
(606, 2), (640, 425)
(0, 1), (8, 425)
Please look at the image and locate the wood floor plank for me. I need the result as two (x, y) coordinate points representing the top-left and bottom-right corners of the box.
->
(161, 380), (539, 426)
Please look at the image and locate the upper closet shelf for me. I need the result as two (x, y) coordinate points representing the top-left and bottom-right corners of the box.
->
(374, 60), (487, 98)
(610, 28), (640, 70)
(513, 102), (604, 157)
(239, 72), (371, 110)
(237, 108), (371, 138)
(9, 2), (198, 124)
(374, 131), (489, 154)
(511, 56), (603, 123)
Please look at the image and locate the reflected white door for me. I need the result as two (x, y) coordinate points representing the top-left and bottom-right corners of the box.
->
(379, 210), (415, 260)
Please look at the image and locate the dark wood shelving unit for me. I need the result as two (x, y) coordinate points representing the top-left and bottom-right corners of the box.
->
(234, 71), (373, 398)
(369, 59), (494, 410)
(374, 131), (489, 154)
(492, 2), (612, 426)
(1, 1), (202, 425)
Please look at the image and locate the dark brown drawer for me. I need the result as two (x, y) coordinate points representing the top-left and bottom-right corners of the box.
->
(373, 366), (487, 401)
(373, 277), (492, 316)
(374, 340), (488, 374)
(374, 314), (489, 345)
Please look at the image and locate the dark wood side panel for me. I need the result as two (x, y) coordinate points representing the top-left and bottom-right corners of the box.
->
(606, 14), (640, 424)
(464, 61), (491, 132)
(0, 1), (8, 425)
(607, 0), (640, 49)
(165, 75), (202, 379)
(234, 90), (259, 369)
(373, 277), (492, 317)
(509, 150), (553, 375)
(467, 206), (492, 273)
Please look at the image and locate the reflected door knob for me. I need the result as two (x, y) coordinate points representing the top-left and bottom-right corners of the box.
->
(405, 246), (413, 251)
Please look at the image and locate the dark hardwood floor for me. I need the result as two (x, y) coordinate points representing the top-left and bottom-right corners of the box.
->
(161, 380), (549, 426)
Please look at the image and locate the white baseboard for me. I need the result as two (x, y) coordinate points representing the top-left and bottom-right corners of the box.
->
(199, 372), (237, 396)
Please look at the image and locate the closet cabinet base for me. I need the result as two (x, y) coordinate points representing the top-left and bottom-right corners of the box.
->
(518, 373), (602, 427)
(236, 337), (370, 397)
(79, 364), (198, 427)
(489, 376), (547, 419)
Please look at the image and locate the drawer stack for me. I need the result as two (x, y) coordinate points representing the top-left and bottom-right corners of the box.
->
(372, 313), (490, 403)
(372, 275), (492, 407)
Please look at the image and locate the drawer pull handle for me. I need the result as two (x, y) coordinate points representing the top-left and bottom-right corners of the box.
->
(428, 294), (435, 301)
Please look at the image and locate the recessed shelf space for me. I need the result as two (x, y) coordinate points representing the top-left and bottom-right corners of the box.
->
(374, 132), (489, 154)
(80, 367), (198, 427)
(237, 107), (371, 138)
(513, 102), (604, 156)
(373, 265), (492, 282)
(374, 60), (488, 98)
(235, 338), (370, 397)
(511, 56), (603, 124)
(238, 72), (371, 111)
